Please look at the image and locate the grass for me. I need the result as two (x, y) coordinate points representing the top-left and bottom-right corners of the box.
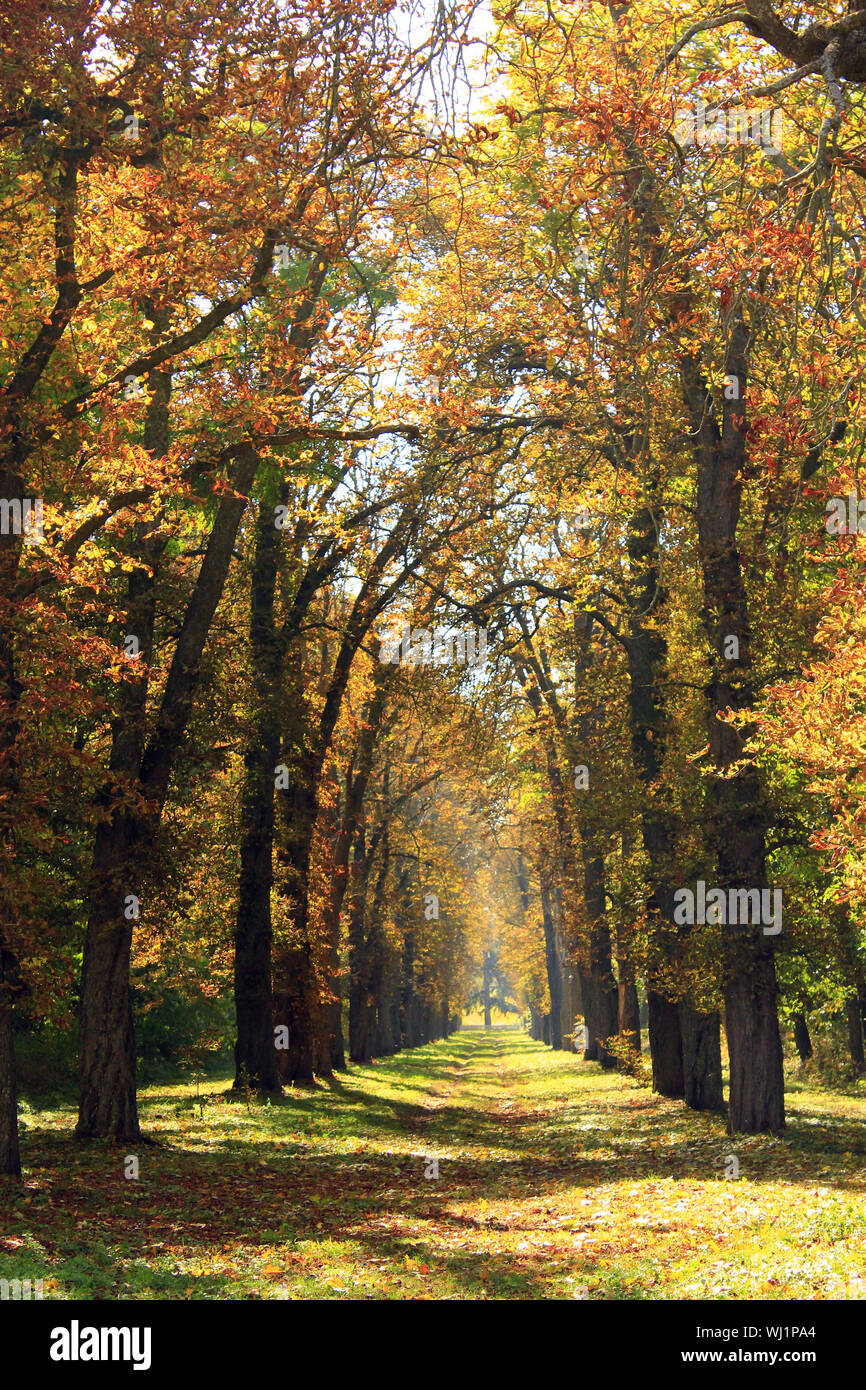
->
(3, 1030), (866, 1300)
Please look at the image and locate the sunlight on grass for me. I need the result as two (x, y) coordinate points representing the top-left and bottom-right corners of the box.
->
(4, 1033), (866, 1299)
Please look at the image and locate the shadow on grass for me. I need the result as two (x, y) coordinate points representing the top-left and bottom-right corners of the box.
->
(6, 1032), (866, 1299)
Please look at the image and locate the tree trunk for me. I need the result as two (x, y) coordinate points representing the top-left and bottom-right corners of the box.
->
(0, 949), (22, 1177)
(328, 996), (346, 1071)
(364, 828), (390, 1058)
(78, 441), (260, 1138)
(76, 361), (169, 1141)
(348, 822), (376, 1063)
(561, 966), (577, 1051)
(680, 1005), (724, 1110)
(324, 673), (393, 1072)
(375, 1000), (394, 1056)
(77, 839), (141, 1141)
(622, 496), (696, 1099)
(375, 956), (398, 1057)
(0, 1009), (19, 1178)
(233, 496), (283, 1094)
(614, 861), (640, 1056)
(401, 916), (417, 1049)
(482, 950), (493, 1030)
(683, 312), (785, 1134)
(273, 742), (321, 1082)
(540, 882), (562, 1049)
(647, 993), (684, 1097)
(792, 1011), (813, 1062)
(618, 976), (641, 1054)
(846, 997), (865, 1072)
(273, 944), (317, 1081)
(582, 851), (618, 1067)
(0, 575), (24, 1174)
(724, 949), (785, 1132)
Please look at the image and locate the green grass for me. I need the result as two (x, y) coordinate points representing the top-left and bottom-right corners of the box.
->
(3, 1031), (866, 1299)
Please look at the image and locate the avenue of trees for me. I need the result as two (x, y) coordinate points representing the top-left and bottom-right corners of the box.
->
(2, 0), (866, 1177)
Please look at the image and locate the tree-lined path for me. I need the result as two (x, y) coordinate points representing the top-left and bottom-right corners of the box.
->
(4, 1032), (866, 1300)
(5, 0), (866, 1323)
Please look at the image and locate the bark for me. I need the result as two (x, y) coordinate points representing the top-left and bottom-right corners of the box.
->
(482, 950), (494, 1030)
(0, 515), (25, 1171)
(0, 1005), (19, 1178)
(272, 528), (414, 1075)
(514, 630), (620, 1069)
(273, 944), (316, 1082)
(615, 836), (640, 1057)
(327, 997), (347, 1071)
(514, 658), (585, 1021)
(273, 585), (323, 1080)
(580, 851), (619, 1069)
(846, 997), (865, 1072)
(680, 1005), (724, 1110)
(363, 820), (391, 1058)
(540, 882), (562, 1049)
(76, 357), (171, 1142)
(348, 826), (377, 1062)
(724, 962), (785, 1133)
(648, 993), (684, 1097)
(622, 490), (723, 1103)
(0, 441), (25, 1172)
(0, 147), (331, 1148)
(375, 949), (399, 1056)
(401, 913), (417, 1048)
(317, 672), (392, 1070)
(618, 976), (641, 1053)
(722, 8), (866, 83)
(792, 1011), (813, 1062)
(606, 114), (735, 1118)
(322, 839), (347, 1073)
(375, 999), (394, 1056)
(347, 758), (399, 1062)
(0, 949), (23, 1177)
(615, 908), (641, 1054)
(273, 744), (322, 1080)
(683, 313), (785, 1133)
(561, 966), (578, 1052)
(516, 859), (548, 1047)
(77, 440), (260, 1139)
(233, 494), (284, 1094)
